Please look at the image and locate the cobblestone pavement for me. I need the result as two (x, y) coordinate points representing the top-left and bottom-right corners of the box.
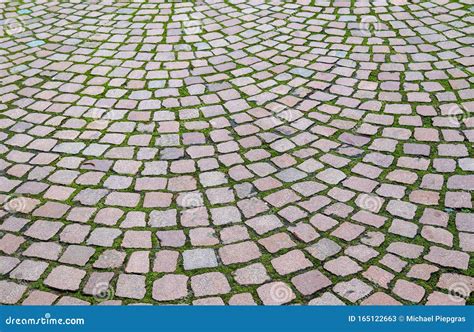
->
(0, 0), (473, 306)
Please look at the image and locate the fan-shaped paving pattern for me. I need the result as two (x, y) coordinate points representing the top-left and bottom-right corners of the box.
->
(0, 0), (473, 305)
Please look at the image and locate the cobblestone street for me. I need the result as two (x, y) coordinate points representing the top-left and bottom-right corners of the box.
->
(0, 0), (473, 305)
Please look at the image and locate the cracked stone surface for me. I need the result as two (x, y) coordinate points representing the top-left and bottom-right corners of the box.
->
(0, 0), (473, 306)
